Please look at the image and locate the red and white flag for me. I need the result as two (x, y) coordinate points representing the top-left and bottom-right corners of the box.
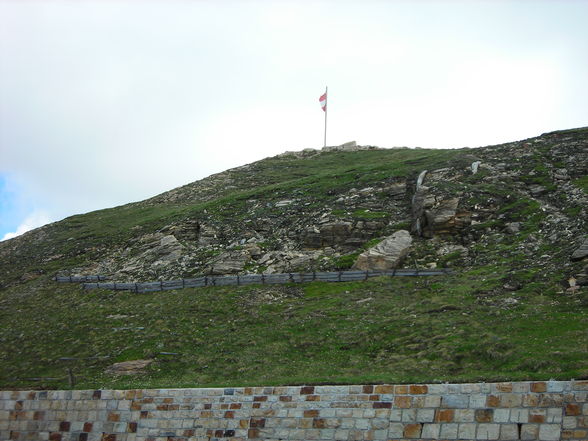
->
(319, 92), (327, 112)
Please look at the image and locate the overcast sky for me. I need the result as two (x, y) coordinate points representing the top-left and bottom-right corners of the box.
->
(1, 0), (587, 241)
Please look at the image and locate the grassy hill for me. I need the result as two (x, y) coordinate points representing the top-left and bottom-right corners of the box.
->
(0, 128), (587, 390)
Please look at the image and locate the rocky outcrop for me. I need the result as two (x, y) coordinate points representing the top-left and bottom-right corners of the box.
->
(353, 230), (413, 271)
(22, 127), (584, 289)
(303, 222), (353, 249)
(207, 250), (250, 274)
(412, 187), (471, 238)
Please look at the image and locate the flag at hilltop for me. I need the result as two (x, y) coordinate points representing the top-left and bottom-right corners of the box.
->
(319, 92), (327, 112)
(320, 87), (328, 147)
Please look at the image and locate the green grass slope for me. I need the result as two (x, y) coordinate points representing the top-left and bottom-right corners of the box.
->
(0, 129), (587, 389)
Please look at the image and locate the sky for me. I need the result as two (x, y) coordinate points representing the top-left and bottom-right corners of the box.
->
(1, 0), (587, 241)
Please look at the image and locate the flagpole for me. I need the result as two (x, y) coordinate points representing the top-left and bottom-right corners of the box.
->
(324, 86), (328, 148)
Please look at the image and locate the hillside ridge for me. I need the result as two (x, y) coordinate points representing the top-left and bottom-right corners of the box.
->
(0, 127), (587, 390)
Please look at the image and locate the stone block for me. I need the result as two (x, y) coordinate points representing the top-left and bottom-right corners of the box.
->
(546, 407), (563, 423)
(499, 424), (519, 440)
(458, 423), (476, 439)
(510, 408), (529, 423)
(394, 396), (412, 408)
(442, 394), (469, 408)
(531, 382), (547, 393)
(461, 383), (481, 394)
(403, 423), (422, 438)
(477, 423), (500, 440)
(423, 395), (442, 407)
(521, 423), (539, 440)
(388, 423), (404, 438)
(440, 423), (459, 438)
(494, 383), (513, 393)
(493, 408), (509, 423)
(529, 409), (546, 423)
(470, 394), (487, 408)
(422, 423), (440, 438)
(370, 419), (388, 429)
(539, 424), (561, 440)
(475, 409), (494, 423)
(401, 409), (417, 422)
(409, 385), (428, 394)
(573, 380), (588, 391)
(454, 409), (475, 422)
(416, 409), (435, 423)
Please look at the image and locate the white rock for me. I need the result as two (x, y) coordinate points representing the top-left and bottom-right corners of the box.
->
(352, 230), (413, 271)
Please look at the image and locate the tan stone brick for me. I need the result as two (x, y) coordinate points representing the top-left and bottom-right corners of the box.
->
(298, 418), (313, 429)
(496, 382), (513, 392)
(374, 385), (393, 394)
(521, 423), (538, 440)
(529, 409), (546, 423)
(503, 393), (523, 407)
(475, 409), (493, 423)
(394, 396), (412, 408)
(403, 423), (422, 438)
(423, 395), (441, 408)
(486, 395), (500, 407)
(435, 409), (454, 423)
(530, 382), (547, 393)
(394, 385), (408, 394)
(523, 394), (540, 407)
(409, 385), (428, 395)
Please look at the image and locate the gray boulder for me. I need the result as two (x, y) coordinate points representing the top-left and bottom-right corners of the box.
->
(571, 238), (588, 261)
(353, 230), (413, 271)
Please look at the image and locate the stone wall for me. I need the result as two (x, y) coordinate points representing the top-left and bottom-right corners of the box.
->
(1, 380), (587, 441)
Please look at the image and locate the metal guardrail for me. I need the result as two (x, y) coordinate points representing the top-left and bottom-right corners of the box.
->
(56, 269), (451, 293)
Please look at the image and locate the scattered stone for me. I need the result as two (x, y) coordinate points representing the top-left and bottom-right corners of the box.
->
(437, 245), (467, 256)
(505, 222), (521, 234)
(571, 238), (588, 261)
(529, 184), (547, 196)
(275, 200), (295, 207)
(105, 359), (153, 375)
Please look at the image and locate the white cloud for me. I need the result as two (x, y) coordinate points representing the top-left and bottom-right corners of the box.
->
(1, 210), (52, 241)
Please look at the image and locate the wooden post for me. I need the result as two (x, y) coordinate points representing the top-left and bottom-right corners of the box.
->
(66, 368), (75, 388)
